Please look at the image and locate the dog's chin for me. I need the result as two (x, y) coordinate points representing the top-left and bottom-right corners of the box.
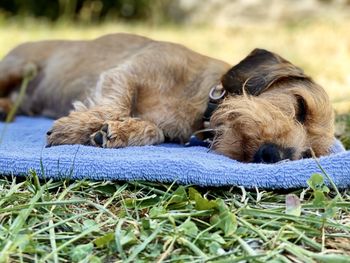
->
(212, 140), (311, 163)
(212, 127), (332, 163)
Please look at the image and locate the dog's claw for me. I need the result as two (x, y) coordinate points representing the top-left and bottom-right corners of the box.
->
(90, 123), (111, 147)
(46, 130), (52, 147)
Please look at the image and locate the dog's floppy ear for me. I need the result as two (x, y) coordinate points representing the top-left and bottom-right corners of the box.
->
(221, 49), (309, 95)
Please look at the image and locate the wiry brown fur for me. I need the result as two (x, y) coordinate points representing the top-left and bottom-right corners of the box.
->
(0, 33), (334, 163)
(211, 79), (334, 162)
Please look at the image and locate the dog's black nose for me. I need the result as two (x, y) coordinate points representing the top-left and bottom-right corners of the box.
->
(253, 143), (292, 163)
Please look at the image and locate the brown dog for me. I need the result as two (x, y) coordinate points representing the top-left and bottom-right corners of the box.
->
(0, 33), (334, 163)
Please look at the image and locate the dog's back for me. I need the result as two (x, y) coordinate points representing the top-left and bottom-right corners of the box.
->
(0, 34), (335, 162)
(1, 33), (229, 119)
(0, 34), (157, 117)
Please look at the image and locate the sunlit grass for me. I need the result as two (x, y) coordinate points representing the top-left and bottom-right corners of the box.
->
(1, 18), (350, 112)
(1, 18), (350, 262)
(0, 173), (350, 262)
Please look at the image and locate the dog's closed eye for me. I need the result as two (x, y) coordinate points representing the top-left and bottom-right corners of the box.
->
(295, 95), (307, 123)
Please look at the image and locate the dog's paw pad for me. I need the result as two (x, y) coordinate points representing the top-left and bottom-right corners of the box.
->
(93, 131), (104, 146)
(90, 124), (110, 147)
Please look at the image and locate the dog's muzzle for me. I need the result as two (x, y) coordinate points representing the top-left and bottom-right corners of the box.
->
(253, 143), (294, 163)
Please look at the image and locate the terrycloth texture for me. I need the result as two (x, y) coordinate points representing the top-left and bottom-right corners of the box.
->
(0, 116), (349, 189)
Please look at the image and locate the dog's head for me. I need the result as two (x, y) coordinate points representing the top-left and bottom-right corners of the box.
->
(211, 49), (334, 163)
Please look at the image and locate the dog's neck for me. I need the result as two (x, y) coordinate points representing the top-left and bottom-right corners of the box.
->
(203, 84), (227, 124)
(185, 84), (227, 147)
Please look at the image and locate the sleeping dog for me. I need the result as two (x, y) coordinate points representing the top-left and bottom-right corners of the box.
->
(0, 33), (334, 163)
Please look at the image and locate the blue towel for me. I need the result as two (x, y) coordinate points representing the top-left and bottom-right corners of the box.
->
(0, 116), (349, 189)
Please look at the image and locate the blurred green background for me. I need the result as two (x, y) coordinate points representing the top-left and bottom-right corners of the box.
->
(1, 0), (350, 145)
(0, 0), (169, 23)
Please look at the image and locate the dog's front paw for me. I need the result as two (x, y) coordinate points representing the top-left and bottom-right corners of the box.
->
(46, 116), (99, 147)
(46, 126), (72, 147)
(90, 118), (164, 148)
(46, 120), (81, 147)
(90, 122), (128, 148)
(90, 123), (108, 147)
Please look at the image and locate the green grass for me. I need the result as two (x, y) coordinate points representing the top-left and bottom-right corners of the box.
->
(1, 18), (350, 113)
(1, 18), (350, 262)
(0, 171), (350, 262)
(336, 114), (350, 150)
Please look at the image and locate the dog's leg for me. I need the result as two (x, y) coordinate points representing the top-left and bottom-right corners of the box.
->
(90, 118), (164, 148)
(46, 65), (138, 146)
(0, 56), (38, 121)
(46, 107), (117, 147)
(0, 57), (23, 120)
(0, 56), (24, 96)
(47, 108), (165, 148)
(0, 56), (37, 95)
(47, 62), (170, 147)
